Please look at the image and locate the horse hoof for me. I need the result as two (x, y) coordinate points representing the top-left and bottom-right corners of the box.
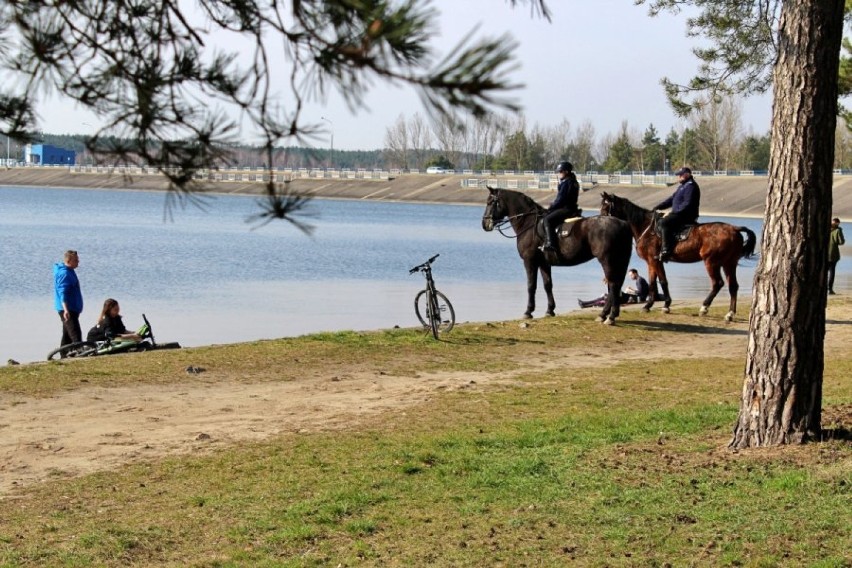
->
(523, 313), (533, 319)
(595, 316), (605, 323)
(699, 306), (709, 316)
(662, 307), (670, 314)
(545, 311), (556, 317)
(604, 318), (615, 326)
(725, 312), (734, 322)
(641, 307), (650, 313)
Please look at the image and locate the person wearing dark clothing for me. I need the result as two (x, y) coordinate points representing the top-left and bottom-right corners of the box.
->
(53, 250), (83, 347)
(828, 217), (845, 295)
(87, 298), (141, 342)
(654, 167), (701, 262)
(621, 268), (650, 303)
(542, 161), (581, 252)
(580, 269), (651, 308)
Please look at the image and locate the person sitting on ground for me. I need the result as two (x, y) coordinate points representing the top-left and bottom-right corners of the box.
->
(578, 278), (609, 308)
(87, 298), (142, 343)
(620, 268), (649, 303)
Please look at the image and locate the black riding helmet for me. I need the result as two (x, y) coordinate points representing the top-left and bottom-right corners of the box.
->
(555, 161), (573, 173)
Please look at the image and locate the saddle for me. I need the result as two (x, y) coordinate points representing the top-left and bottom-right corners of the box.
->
(535, 209), (583, 242)
(653, 212), (696, 242)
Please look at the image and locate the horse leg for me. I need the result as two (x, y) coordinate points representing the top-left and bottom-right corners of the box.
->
(699, 260), (725, 317)
(523, 258), (538, 318)
(723, 260), (740, 322)
(653, 262), (673, 313)
(642, 261), (668, 313)
(541, 264), (556, 317)
(597, 280), (620, 325)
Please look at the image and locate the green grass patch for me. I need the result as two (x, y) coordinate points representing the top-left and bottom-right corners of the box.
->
(0, 307), (850, 566)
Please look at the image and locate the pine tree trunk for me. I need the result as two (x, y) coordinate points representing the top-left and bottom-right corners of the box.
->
(730, 0), (845, 448)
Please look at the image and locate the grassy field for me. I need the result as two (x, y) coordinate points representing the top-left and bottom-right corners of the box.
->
(0, 304), (850, 567)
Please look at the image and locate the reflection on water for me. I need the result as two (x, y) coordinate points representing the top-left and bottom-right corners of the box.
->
(0, 186), (846, 364)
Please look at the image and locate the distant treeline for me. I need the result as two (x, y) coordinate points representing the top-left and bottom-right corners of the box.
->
(34, 134), (390, 170)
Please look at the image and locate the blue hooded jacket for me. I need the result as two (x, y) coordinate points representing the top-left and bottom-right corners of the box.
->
(53, 262), (83, 313)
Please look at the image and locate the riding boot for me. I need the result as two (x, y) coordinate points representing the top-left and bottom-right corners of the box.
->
(542, 229), (556, 251)
(658, 232), (673, 262)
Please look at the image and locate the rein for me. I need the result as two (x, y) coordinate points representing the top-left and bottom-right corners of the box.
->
(487, 211), (538, 239)
(638, 214), (656, 241)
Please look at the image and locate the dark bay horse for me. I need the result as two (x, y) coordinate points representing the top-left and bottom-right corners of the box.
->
(482, 187), (633, 324)
(600, 192), (757, 321)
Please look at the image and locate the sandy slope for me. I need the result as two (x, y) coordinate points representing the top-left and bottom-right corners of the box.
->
(2, 301), (850, 498)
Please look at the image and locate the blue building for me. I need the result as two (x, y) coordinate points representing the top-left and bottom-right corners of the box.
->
(23, 143), (76, 165)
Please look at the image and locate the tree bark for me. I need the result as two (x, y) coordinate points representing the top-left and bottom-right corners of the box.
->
(730, 0), (845, 448)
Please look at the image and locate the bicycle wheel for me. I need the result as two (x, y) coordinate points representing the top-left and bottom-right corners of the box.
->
(46, 341), (99, 361)
(414, 289), (455, 338)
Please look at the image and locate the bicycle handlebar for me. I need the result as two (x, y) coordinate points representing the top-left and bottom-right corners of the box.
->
(408, 253), (440, 274)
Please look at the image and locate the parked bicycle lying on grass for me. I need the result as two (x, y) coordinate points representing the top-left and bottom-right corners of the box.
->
(47, 314), (180, 361)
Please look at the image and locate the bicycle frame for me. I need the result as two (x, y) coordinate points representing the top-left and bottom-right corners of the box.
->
(410, 254), (455, 339)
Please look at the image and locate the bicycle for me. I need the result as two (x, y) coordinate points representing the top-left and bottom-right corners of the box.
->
(47, 314), (181, 361)
(409, 254), (456, 339)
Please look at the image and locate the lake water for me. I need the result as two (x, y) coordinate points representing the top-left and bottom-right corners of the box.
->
(0, 185), (842, 364)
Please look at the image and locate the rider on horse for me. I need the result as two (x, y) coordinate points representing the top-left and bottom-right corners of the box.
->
(542, 161), (581, 252)
(654, 167), (701, 262)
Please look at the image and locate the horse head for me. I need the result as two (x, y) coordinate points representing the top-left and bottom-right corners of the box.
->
(600, 191), (625, 219)
(600, 192), (614, 217)
(600, 192), (652, 226)
(482, 185), (505, 232)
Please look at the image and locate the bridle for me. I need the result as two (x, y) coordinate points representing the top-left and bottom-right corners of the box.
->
(483, 194), (539, 239)
(602, 195), (655, 241)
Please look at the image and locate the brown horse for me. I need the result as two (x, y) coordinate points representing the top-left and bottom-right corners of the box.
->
(482, 187), (633, 324)
(600, 192), (757, 321)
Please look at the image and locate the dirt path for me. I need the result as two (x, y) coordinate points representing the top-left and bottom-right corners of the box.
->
(2, 308), (850, 497)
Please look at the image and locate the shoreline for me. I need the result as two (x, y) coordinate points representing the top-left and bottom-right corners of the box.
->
(8, 167), (852, 219)
(0, 169), (789, 219)
(0, 179), (769, 220)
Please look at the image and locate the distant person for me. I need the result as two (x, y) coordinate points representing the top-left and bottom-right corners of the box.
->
(87, 299), (142, 342)
(53, 249), (83, 348)
(621, 268), (650, 303)
(542, 161), (581, 252)
(654, 167), (701, 262)
(578, 278), (609, 309)
(828, 217), (845, 295)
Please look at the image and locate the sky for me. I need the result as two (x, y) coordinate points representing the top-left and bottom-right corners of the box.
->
(37, 0), (774, 152)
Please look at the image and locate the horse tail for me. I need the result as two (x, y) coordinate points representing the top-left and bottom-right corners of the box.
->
(738, 226), (758, 259)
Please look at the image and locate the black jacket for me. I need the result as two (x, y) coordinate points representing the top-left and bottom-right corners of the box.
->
(87, 315), (129, 342)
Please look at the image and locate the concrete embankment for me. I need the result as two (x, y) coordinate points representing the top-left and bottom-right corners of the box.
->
(3, 168), (852, 219)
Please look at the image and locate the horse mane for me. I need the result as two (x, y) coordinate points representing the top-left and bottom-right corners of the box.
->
(610, 194), (653, 228)
(501, 188), (545, 213)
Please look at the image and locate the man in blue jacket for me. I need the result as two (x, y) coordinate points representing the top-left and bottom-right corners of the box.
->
(654, 167), (700, 261)
(54, 250), (84, 348)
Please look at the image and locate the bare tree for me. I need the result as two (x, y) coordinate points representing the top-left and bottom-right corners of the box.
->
(573, 120), (597, 172)
(542, 119), (570, 170)
(595, 131), (615, 170)
(383, 114), (410, 169)
(431, 114), (466, 168)
(474, 113), (510, 170)
(689, 93), (743, 171)
(409, 113), (433, 170)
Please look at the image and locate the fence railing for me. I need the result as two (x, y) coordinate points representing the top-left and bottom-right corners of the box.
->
(2, 163), (850, 190)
